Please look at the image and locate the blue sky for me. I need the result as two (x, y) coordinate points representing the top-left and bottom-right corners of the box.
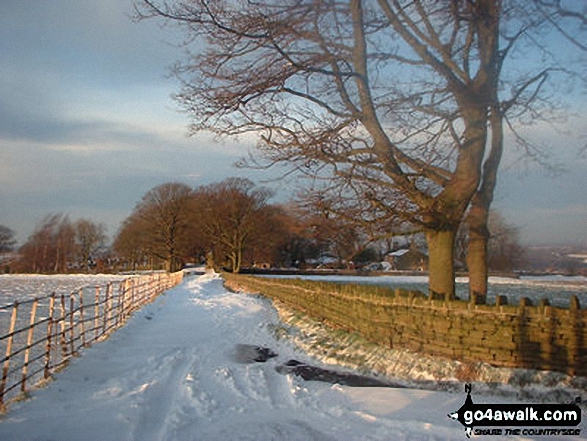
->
(0, 1), (586, 246)
(0, 0), (280, 244)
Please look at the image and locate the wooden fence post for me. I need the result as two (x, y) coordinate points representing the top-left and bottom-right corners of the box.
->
(78, 288), (86, 348)
(69, 292), (75, 356)
(130, 278), (136, 314)
(59, 294), (68, 359)
(0, 301), (19, 409)
(94, 286), (100, 342)
(144, 275), (150, 305)
(122, 280), (128, 320)
(103, 283), (111, 336)
(21, 298), (39, 392)
(115, 280), (128, 328)
(44, 294), (55, 379)
(148, 275), (153, 303)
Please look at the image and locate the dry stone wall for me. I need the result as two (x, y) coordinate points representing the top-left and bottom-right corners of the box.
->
(224, 274), (587, 377)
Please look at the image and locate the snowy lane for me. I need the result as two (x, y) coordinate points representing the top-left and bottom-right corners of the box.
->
(0, 272), (581, 440)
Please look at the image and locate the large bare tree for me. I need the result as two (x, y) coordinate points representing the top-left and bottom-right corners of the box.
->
(114, 212), (151, 270)
(131, 182), (195, 272)
(74, 219), (107, 272)
(462, 1), (586, 300)
(137, 0), (586, 299)
(194, 178), (273, 273)
(16, 214), (76, 273)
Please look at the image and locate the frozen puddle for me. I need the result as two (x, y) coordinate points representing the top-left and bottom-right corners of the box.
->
(0, 271), (583, 441)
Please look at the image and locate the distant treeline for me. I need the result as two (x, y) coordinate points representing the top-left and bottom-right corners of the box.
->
(7, 214), (106, 273)
(2, 178), (525, 274)
(111, 178), (382, 273)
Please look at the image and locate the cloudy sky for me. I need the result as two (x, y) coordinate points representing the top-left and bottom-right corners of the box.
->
(1, 1), (586, 247)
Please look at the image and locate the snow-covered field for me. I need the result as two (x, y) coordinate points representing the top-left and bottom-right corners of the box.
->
(0, 273), (127, 305)
(263, 274), (587, 309)
(0, 270), (585, 440)
(2, 272), (584, 308)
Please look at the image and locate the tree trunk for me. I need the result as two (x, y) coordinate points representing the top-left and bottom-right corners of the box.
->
(426, 228), (457, 301)
(233, 247), (243, 273)
(54, 238), (61, 273)
(164, 254), (173, 272)
(465, 101), (503, 303)
(466, 204), (490, 304)
(228, 251), (239, 273)
(205, 250), (214, 270)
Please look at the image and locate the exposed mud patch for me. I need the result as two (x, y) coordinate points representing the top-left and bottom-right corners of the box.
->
(276, 359), (402, 388)
(233, 344), (278, 363)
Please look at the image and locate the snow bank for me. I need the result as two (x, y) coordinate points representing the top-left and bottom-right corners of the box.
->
(0, 271), (584, 440)
(270, 299), (587, 402)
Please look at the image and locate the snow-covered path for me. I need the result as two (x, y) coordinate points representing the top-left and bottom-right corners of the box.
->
(0, 271), (582, 440)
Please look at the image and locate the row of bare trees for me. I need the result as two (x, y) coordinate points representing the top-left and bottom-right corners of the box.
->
(3, 176), (523, 275)
(136, 0), (586, 302)
(113, 179), (291, 273)
(112, 178), (524, 274)
(12, 215), (107, 273)
(113, 179), (385, 273)
(112, 179), (378, 273)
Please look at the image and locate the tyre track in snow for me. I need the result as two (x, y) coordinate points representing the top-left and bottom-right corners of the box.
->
(130, 349), (193, 441)
(125, 272), (328, 440)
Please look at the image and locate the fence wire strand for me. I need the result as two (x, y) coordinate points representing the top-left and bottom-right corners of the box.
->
(0, 271), (183, 412)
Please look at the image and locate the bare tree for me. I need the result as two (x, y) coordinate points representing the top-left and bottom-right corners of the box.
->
(486, 211), (525, 272)
(463, 1), (586, 300)
(74, 219), (107, 272)
(296, 190), (381, 266)
(194, 178), (273, 273)
(16, 214), (75, 273)
(130, 182), (195, 272)
(137, 0), (586, 299)
(457, 210), (525, 274)
(113, 212), (153, 270)
(242, 204), (294, 267)
(264, 202), (322, 268)
(53, 217), (76, 273)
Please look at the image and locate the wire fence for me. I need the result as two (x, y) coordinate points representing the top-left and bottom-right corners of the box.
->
(0, 271), (184, 412)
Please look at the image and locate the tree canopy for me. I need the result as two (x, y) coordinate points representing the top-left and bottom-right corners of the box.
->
(114, 179), (292, 273)
(15, 215), (106, 273)
(137, 0), (586, 298)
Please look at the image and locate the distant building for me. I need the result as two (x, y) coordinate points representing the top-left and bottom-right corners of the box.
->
(385, 248), (428, 271)
(305, 255), (340, 269)
(363, 261), (392, 272)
